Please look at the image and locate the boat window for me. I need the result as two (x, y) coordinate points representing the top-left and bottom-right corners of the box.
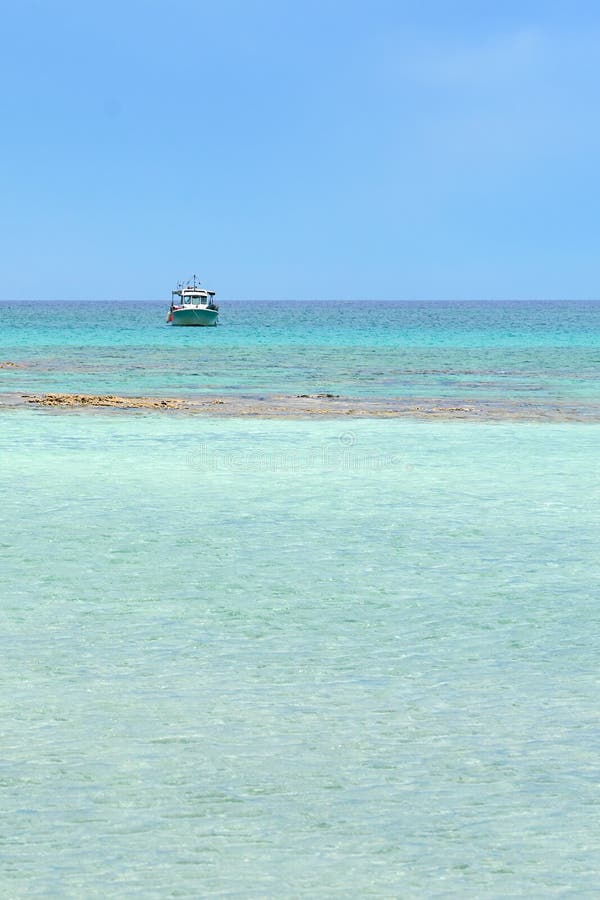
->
(182, 295), (208, 305)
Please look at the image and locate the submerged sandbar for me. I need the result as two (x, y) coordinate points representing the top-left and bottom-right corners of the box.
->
(0, 391), (597, 421)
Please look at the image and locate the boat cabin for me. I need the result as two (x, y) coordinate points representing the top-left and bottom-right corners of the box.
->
(173, 289), (216, 307)
(171, 277), (217, 310)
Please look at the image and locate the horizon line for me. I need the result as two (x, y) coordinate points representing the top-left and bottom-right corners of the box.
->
(2, 297), (600, 304)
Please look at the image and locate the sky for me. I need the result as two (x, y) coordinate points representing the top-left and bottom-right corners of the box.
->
(1, 0), (600, 300)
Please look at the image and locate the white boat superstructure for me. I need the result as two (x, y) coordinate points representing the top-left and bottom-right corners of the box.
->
(167, 276), (219, 326)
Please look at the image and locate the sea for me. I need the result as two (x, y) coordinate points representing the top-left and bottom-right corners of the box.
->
(1, 301), (600, 897)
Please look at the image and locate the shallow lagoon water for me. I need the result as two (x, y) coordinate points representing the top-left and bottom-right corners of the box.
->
(2, 410), (600, 896)
(2, 301), (600, 406)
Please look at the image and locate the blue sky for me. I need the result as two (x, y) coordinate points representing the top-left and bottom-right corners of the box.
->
(2, 0), (599, 300)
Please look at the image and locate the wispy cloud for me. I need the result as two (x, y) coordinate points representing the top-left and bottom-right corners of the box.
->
(375, 25), (600, 163)
(396, 27), (546, 88)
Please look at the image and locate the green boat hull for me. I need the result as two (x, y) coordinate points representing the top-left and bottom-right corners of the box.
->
(168, 307), (219, 326)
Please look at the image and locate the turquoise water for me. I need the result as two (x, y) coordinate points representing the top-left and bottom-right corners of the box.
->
(2, 410), (600, 896)
(2, 301), (600, 406)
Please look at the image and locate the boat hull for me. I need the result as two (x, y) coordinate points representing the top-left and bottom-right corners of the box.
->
(168, 307), (218, 326)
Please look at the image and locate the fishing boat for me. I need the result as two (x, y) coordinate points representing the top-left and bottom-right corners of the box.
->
(166, 276), (219, 326)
